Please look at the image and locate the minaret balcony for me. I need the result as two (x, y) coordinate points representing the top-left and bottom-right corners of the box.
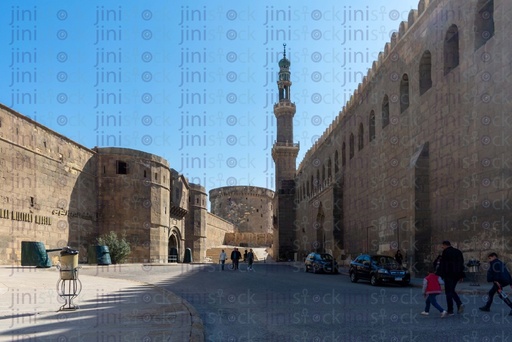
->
(273, 141), (300, 148)
(274, 101), (296, 114)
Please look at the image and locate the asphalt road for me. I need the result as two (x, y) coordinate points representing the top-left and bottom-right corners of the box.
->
(81, 263), (512, 341)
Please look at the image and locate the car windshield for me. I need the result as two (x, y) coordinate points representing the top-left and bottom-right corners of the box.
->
(371, 256), (399, 267)
(320, 254), (333, 260)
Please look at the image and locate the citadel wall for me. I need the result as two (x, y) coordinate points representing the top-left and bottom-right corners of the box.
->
(96, 147), (174, 263)
(186, 183), (208, 262)
(0, 104), (98, 263)
(209, 186), (274, 235)
(294, 0), (512, 271)
(204, 212), (235, 250)
(0, 104), (215, 265)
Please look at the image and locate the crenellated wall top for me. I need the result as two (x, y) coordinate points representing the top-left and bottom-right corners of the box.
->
(298, 0), (431, 172)
(209, 186), (275, 200)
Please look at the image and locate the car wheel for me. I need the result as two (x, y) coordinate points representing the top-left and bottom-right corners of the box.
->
(370, 274), (379, 286)
(401, 281), (410, 287)
(350, 272), (358, 283)
(305, 265), (309, 272)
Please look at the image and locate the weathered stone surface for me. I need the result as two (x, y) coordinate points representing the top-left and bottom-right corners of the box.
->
(0, 106), (236, 265)
(292, 0), (512, 274)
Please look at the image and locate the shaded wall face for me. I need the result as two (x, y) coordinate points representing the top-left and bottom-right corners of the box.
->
(293, 0), (512, 271)
(67, 156), (99, 259)
(294, 188), (336, 260)
(96, 152), (172, 263)
(0, 108), (97, 264)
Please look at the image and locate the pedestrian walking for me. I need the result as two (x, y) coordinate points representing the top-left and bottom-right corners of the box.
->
(243, 249), (248, 263)
(230, 247), (241, 270)
(433, 255), (442, 272)
(395, 250), (403, 265)
(436, 240), (465, 316)
(421, 266), (448, 317)
(219, 249), (227, 271)
(247, 249), (254, 271)
(479, 252), (512, 315)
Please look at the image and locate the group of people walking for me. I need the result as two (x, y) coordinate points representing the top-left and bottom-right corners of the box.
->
(217, 241), (512, 317)
(421, 240), (512, 317)
(218, 248), (254, 271)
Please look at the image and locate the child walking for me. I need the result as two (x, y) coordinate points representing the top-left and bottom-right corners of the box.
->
(422, 266), (448, 317)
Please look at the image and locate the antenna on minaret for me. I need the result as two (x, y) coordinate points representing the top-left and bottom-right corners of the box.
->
(283, 43), (286, 58)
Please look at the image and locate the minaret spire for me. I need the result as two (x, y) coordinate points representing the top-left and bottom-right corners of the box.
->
(272, 44), (299, 260)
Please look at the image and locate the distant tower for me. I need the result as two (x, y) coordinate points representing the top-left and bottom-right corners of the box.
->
(272, 44), (299, 260)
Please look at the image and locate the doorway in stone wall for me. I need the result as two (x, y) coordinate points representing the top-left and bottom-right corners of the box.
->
(315, 202), (325, 253)
(168, 234), (179, 263)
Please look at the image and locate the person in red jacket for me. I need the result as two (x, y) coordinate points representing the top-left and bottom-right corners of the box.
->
(422, 265), (448, 317)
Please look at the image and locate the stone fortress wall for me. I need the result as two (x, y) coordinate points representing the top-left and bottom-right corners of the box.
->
(95, 147), (178, 263)
(204, 213), (235, 251)
(0, 104), (236, 264)
(209, 186), (275, 247)
(292, 0), (512, 272)
(0, 104), (97, 263)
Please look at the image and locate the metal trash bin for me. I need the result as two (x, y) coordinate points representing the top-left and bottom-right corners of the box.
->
(466, 259), (481, 286)
(184, 248), (192, 263)
(87, 245), (112, 265)
(60, 247), (79, 280)
(21, 241), (52, 268)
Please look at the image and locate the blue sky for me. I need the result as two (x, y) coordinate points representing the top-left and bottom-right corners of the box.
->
(0, 0), (418, 192)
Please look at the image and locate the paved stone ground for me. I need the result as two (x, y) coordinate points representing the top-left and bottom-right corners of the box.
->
(0, 262), (493, 342)
(0, 266), (204, 342)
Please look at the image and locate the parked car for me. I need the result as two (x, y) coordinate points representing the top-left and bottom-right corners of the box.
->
(304, 252), (338, 274)
(349, 254), (410, 286)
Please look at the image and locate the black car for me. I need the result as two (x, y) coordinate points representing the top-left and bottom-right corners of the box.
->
(304, 253), (338, 274)
(349, 254), (410, 286)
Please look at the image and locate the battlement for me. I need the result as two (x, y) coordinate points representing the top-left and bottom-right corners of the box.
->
(299, 0), (432, 171)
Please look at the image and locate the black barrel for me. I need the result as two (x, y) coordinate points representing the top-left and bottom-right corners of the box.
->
(21, 241), (51, 268)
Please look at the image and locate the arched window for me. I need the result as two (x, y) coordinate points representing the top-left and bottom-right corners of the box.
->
(310, 175), (313, 195)
(316, 170), (320, 189)
(335, 150), (339, 173)
(322, 165), (325, 183)
(382, 95), (390, 128)
(419, 51), (432, 95)
(444, 25), (459, 75)
(400, 74), (409, 113)
(342, 143), (346, 166)
(349, 133), (355, 159)
(475, 0), (494, 50)
(358, 123), (364, 151)
(369, 111), (376, 142)
(327, 158), (332, 179)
